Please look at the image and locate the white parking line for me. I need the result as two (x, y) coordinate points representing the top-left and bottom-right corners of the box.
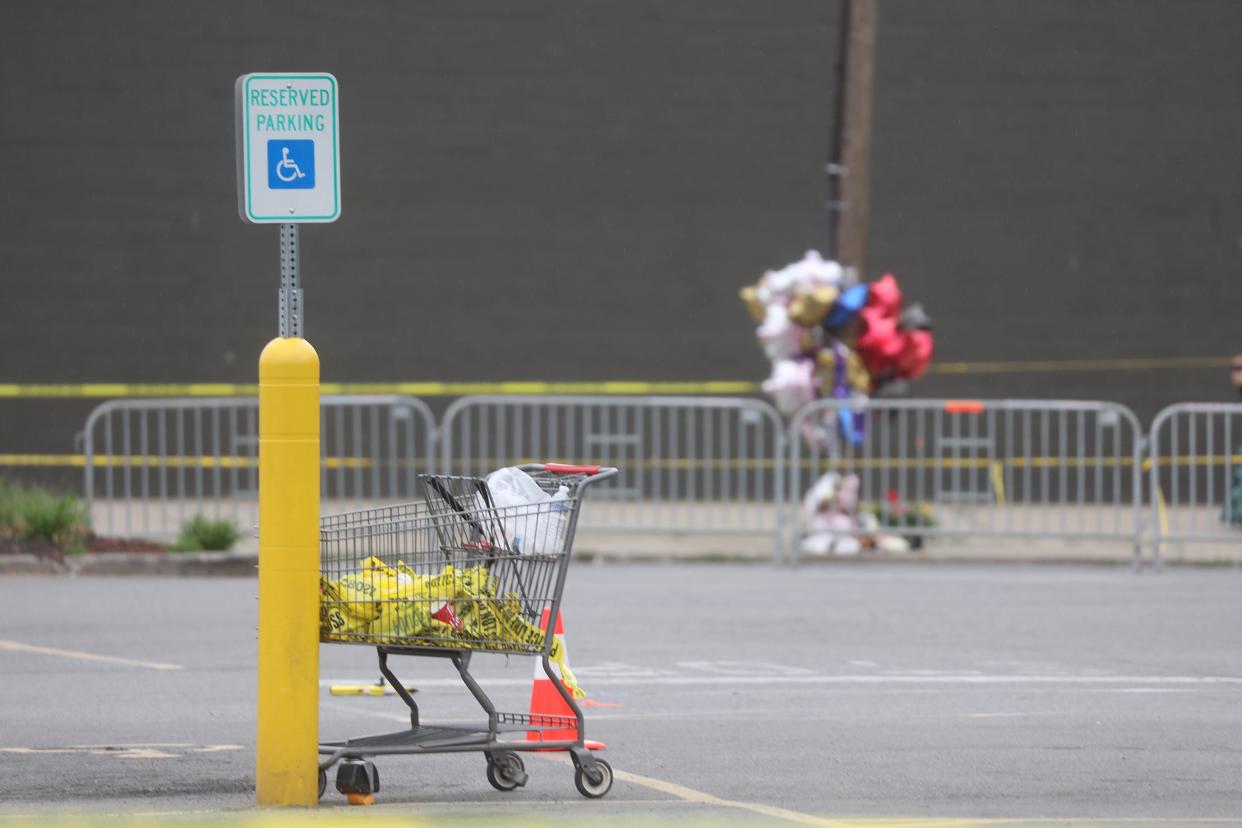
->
(0, 744), (241, 760)
(0, 639), (182, 671)
(535, 751), (859, 827)
(324, 702), (877, 826)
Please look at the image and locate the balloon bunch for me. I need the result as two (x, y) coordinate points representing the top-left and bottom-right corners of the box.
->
(740, 251), (934, 443)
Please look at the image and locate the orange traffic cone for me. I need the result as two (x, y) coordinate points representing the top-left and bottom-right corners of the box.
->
(526, 608), (605, 750)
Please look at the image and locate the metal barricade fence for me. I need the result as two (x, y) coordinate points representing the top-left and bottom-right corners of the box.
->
(788, 399), (1145, 564)
(81, 393), (1241, 565)
(1147, 403), (1242, 567)
(82, 395), (437, 540)
(439, 395), (786, 561)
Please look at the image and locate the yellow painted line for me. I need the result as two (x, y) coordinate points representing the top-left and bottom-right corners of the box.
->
(0, 358), (1231, 398)
(0, 820), (1234, 828)
(0, 813), (1236, 826)
(0, 639), (182, 671)
(609, 768), (847, 826)
(328, 702), (842, 825)
(533, 750), (852, 826)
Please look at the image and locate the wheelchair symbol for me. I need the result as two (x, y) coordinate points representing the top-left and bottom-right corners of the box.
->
(266, 140), (315, 190)
(275, 146), (306, 183)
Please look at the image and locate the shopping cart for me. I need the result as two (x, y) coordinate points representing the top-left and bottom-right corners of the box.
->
(317, 463), (618, 802)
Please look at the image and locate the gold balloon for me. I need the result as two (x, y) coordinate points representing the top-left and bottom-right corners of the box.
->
(814, 346), (872, 394)
(845, 350), (871, 392)
(739, 286), (766, 323)
(788, 287), (840, 327)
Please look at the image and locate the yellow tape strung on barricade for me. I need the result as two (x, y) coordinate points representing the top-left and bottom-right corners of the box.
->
(320, 557), (585, 700)
(8, 452), (1239, 472)
(0, 380), (760, 398)
(1, 357), (1231, 398)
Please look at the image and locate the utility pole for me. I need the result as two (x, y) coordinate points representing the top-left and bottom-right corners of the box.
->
(826, 0), (877, 277)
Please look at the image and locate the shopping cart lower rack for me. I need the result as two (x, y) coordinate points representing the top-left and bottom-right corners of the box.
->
(317, 463), (618, 802)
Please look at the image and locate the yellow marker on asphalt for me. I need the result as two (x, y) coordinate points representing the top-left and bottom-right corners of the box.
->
(256, 336), (321, 807)
(329, 683), (417, 696)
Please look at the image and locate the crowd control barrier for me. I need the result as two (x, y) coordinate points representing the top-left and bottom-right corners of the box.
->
(439, 395), (787, 561)
(82, 395), (437, 540)
(788, 399), (1146, 565)
(1147, 403), (1242, 567)
(77, 394), (1242, 566)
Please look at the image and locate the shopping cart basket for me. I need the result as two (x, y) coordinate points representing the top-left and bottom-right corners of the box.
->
(317, 463), (618, 801)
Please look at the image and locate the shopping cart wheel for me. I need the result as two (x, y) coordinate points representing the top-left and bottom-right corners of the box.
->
(485, 751), (528, 791)
(573, 757), (613, 799)
(336, 758), (380, 797)
(317, 768), (326, 800)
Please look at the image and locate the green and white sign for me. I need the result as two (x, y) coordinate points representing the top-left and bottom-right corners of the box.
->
(235, 72), (341, 224)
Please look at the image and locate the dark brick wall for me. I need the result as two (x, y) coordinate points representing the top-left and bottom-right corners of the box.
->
(2, 1), (1240, 463)
(870, 0), (1242, 411)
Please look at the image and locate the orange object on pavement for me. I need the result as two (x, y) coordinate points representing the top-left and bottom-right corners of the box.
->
(526, 608), (605, 750)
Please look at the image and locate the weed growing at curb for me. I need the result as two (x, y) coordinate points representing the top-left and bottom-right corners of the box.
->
(0, 477), (88, 551)
(169, 515), (242, 552)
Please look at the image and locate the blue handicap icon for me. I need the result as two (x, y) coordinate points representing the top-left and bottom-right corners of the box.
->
(267, 140), (315, 190)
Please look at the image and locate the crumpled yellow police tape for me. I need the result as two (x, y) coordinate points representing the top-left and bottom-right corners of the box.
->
(320, 557), (586, 700)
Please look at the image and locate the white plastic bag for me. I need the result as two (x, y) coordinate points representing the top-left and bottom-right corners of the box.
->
(483, 467), (571, 555)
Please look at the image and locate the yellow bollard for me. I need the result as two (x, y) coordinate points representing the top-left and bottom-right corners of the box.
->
(256, 336), (320, 806)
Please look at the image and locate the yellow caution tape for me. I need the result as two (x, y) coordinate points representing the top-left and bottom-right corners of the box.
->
(320, 559), (587, 700)
(4, 453), (1241, 471)
(0, 357), (1231, 398)
(930, 356), (1231, 375)
(0, 380), (759, 398)
(989, 461), (1007, 507)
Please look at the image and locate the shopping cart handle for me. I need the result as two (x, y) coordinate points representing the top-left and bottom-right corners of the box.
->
(542, 463), (601, 475)
(518, 462), (618, 488)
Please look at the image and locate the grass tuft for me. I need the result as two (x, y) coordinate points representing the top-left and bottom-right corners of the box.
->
(169, 515), (241, 552)
(0, 477), (89, 551)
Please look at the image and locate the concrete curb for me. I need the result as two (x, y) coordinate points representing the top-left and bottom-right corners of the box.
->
(0, 554), (67, 575)
(0, 550), (1228, 574)
(0, 552), (258, 576)
(576, 551), (1140, 566)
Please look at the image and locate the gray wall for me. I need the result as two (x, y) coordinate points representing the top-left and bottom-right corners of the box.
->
(870, 0), (1242, 410)
(2, 1), (1241, 466)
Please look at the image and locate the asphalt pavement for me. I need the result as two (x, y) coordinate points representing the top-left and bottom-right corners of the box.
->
(1, 564), (1241, 825)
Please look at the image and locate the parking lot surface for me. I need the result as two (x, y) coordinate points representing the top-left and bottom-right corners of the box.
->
(1, 564), (1240, 825)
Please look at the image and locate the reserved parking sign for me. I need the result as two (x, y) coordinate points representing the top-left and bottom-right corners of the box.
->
(235, 73), (341, 223)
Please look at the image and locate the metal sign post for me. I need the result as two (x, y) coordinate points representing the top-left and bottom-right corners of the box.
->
(237, 71), (341, 808)
(279, 223), (303, 338)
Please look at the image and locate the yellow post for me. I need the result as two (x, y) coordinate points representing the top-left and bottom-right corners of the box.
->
(256, 336), (320, 806)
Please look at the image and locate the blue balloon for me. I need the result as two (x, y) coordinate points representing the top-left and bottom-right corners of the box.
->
(823, 284), (869, 329)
